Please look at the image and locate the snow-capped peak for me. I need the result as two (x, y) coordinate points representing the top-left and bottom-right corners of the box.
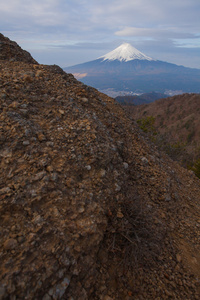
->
(99, 43), (154, 62)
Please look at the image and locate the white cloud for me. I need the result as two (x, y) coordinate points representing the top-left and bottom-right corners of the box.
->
(0, 0), (80, 27)
(115, 27), (199, 40)
(1, 1), (200, 37)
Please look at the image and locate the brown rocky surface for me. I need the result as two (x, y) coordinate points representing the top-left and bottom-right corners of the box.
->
(126, 93), (200, 166)
(0, 34), (200, 299)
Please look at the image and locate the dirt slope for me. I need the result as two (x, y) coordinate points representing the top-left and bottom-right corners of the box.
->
(0, 34), (200, 299)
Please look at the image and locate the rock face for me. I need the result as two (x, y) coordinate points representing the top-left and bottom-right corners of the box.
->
(0, 34), (200, 299)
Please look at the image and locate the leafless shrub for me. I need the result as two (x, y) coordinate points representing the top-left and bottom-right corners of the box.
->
(104, 192), (168, 271)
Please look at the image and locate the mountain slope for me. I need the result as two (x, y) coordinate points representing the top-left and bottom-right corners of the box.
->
(126, 93), (200, 166)
(65, 43), (200, 95)
(0, 34), (200, 299)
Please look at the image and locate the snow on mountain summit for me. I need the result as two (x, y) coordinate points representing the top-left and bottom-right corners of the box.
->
(100, 43), (155, 62)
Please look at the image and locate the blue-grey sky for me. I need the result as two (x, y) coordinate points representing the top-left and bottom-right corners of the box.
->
(1, 0), (200, 68)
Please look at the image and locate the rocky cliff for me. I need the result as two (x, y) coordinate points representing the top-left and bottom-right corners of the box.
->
(0, 34), (200, 299)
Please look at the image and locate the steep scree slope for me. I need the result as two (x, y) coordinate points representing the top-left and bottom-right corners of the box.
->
(0, 34), (200, 299)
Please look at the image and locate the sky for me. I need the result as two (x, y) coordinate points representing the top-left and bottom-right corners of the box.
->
(1, 0), (200, 69)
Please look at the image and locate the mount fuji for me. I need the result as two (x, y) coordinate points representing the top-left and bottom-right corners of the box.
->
(64, 43), (200, 96)
(99, 43), (154, 62)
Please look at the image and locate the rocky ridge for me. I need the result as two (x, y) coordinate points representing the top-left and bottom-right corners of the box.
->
(0, 34), (200, 299)
(0, 33), (38, 64)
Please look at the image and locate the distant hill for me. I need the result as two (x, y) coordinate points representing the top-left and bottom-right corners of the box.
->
(125, 93), (200, 167)
(65, 43), (200, 95)
(116, 92), (169, 105)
